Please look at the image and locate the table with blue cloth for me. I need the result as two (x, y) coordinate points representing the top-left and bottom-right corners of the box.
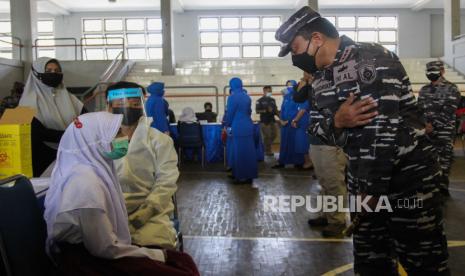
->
(169, 123), (264, 164)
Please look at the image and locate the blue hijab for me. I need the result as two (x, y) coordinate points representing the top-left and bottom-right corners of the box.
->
(145, 82), (169, 132)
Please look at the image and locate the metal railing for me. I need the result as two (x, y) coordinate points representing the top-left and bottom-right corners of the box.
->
(0, 33), (23, 61)
(32, 36), (125, 61)
(223, 84), (286, 108)
(164, 85), (220, 114)
(33, 37), (78, 60)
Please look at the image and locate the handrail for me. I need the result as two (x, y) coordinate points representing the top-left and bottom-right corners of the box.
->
(34, 37), (78, 60)
(223, 84), (286, 109)
(165, 85), (220, 114)
(99, 51), (124, 82)
(454, 33), (465, 40)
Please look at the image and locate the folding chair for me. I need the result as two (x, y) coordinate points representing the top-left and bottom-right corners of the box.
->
(0, 175), (56, 276)
(171, 194), (184, 252)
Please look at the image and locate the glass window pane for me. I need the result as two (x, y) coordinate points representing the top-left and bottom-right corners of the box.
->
(379, 31), (396, 42)
(38, 20), (54, 33)
(242, 17), (259, 29)
(242, 32), (260, 43)
(84, 19), (102, 32)
(0, 36), (12, 48)
(106, 48), (122, 59)
(378, 17), (397, 28)
(201, 46), (219, 59)
(38, 49), (55, 58)
(0, 21), (11, 33)
(263, 45), (280, 57)
(358, 31), (377, 42)
(200, 32), (219, 44)
(85, 48), (104, 60)
(105, 34), (124, 45)
(262, 31), (278, 43)
(199, 18), (219, 30)
(357, 17), (376, 28)
(337, 17), (355, 28)
(323, 17), (336, 26)
(262, 17), (280, 29)
(243, 46), (260, 58)
(126, 19), (145, 31)
(0, 52), (12, 59)
(222, 46), (240, 58)
(221, 32), (239, 44)
(128, 48), (147, 60)
(126, 33), (146, 45)
(37, 35), (55, 46)
(148, 47), (162, 59)
(84, 35), (103, 45)
(105, 19), (123, 31)
(339, 31), (356, 41)
(221, 17), (239, 29)
(148, 33), (163, 45)
(382, 44), (397, 53)
(147, 18), (162, 31)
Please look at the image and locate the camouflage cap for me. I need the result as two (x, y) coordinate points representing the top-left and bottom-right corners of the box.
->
(275, 6), (321, 57)
(426, 61), (444, 74)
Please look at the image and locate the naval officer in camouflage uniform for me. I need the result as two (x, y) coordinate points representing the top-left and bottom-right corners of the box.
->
(276, 7), (449, 275)
(418, 61), (461, 197)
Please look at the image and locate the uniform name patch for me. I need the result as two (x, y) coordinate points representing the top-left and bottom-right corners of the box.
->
(333, 60), (358, 86)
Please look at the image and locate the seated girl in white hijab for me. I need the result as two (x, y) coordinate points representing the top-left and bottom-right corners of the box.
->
(178, 107), (198, 123)
(44, 112), (199, 276)
(19, 57), (85, 176)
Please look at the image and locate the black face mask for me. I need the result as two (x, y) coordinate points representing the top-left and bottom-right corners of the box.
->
(112, 107), (143, 126)
(292, 40), (321, 74)
(31, 66), (63, 88)
(426, 73), (441, 82)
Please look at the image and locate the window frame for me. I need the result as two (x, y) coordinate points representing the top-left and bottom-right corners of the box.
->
(81, 16), (163, 60)
(198, 15), (282, 60)
(323, 15), (398, 54)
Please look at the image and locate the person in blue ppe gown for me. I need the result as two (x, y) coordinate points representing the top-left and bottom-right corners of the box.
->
(272, 80), (305, 168)
(291, 100), (312, 169)
(224, 77), (258, 184)
(146, 82), (170, 134)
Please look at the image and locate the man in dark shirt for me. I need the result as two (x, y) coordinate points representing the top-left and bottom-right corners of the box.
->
(256, 85), (279, 156)
(276, 6), (449, 275)
(196, 102), (217, 123)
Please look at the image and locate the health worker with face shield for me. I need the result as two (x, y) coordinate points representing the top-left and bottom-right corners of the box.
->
(106, 81), (180, 248)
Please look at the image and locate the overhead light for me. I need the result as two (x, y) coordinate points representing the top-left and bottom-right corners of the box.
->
(109, 0), (116, 2)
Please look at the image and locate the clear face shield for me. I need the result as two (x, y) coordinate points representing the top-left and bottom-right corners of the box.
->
(107, 87), (147, 126)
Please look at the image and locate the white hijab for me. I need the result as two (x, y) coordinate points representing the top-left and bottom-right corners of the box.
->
(44, 112), (131, 253)
(179, 107), (197, 123)
(19, 57), (83, 130)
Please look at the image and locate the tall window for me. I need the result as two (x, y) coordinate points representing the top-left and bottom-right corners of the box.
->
(37, 19), (56, 58)
(199, 16), (281, 59)
(82, 17), (162, 60)
(323, 16), (398, 53)
(0, 19), (55, 59)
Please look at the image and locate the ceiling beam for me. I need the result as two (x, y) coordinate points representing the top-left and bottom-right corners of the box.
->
(38, 0), (70, 15)
(410, 0), (434, 11)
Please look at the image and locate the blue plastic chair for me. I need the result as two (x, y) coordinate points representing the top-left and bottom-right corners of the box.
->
(177, 121), (205, 167)
(0, 175), (55, 276)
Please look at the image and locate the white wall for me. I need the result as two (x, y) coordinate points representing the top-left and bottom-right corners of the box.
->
(430, 12), (465, 57)
(0, 59), (24, 98)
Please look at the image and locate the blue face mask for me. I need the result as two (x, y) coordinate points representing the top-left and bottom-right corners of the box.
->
(102, 136), (129, 160)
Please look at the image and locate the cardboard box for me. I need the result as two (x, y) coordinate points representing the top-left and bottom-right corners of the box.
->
(0, 107), (35, 178)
